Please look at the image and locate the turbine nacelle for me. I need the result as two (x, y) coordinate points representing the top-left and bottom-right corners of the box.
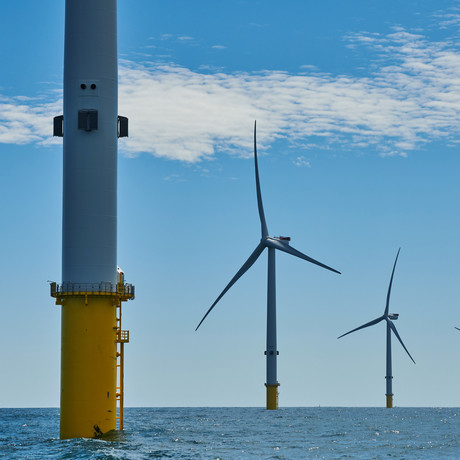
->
(388, 313), (399, 320)
(277, 236), (291, 244)
(263, 236), (290, 245)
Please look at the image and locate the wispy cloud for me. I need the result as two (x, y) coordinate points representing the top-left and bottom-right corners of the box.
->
(163, 173), (186, 182)
(293, 156), (311, 168)
(0, 96), (60, 145)
(3, 29), (460, 162)
(433, 8), (460, 30)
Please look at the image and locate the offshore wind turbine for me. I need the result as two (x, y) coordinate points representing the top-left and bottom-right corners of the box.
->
(338, 248), (415, 408)
(196, 121), (340, 410)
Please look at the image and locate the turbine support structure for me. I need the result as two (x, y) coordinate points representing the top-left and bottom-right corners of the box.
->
(265, 382), (280, 410)
(386, 393), (394, 408)
(266, 246), (279, 409)
(51, 0), (135, 438)
(385, 320), (393, 408)
(51, 279), (134, 438)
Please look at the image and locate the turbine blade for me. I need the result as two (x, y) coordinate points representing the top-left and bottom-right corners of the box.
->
(388, 320), (416, 364)
(254, 121), (269, 238)
(455, 327), (460, 331)
(337, 316), (385, 339)
(195, 242), (265, 331)
(265, 238), (341, 274)
(384, 248), (401, 316)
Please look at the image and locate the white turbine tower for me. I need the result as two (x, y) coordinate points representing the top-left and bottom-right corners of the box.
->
(338, 248), (415, 408)
(196, 121), (340, 410)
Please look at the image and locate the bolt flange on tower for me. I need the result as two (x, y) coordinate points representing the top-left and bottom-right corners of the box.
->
(51, 0), (134, 439)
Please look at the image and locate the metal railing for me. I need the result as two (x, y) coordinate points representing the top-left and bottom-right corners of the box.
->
(50, 281), (135, 298)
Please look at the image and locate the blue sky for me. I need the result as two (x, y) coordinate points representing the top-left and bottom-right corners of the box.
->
(1, 0), (460, 408)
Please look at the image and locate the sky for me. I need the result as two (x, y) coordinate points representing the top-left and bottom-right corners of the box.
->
(1, 0), (460, 408)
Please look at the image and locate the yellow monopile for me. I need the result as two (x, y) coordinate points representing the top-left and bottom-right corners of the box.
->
(60, 295), (117, 439)
(266, 383), (279, 410)
(386, 394), (393, 409)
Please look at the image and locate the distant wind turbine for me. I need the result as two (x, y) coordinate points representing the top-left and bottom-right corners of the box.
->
(196, 121), (340, 410)
(338, 248), (415, 408)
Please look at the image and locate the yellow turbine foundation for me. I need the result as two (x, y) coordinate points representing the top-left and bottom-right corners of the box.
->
(386, 394), (393, 408)
(265, 383), (279, 410)
(60, 295), (117, 439)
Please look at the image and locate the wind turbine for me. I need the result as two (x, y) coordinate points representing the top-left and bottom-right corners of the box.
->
(196, 121), (340, 410)
(338, 248), (415, 408)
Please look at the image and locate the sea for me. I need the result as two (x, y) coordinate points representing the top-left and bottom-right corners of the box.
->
(0, 407), (458, 459)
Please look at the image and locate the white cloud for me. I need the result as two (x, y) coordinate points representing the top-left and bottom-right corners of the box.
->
(434, 9), (460, 30)
(0, 97), (60, 145)
(293, 156), (311, 168)
(163, 174), (186, 182)
(3, 29), (460, 162)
